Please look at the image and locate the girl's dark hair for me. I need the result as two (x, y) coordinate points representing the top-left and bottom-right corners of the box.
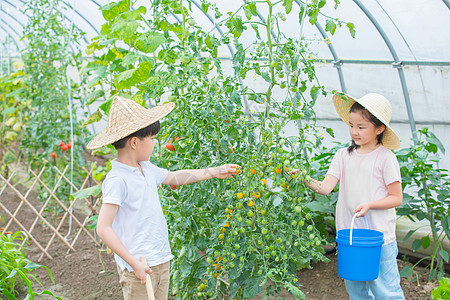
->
(112, 120), (160, 149)
(347, 102), (384, 153)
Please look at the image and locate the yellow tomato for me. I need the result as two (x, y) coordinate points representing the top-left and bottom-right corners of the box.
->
(261, 178), (267, 185)
(253, 192), (261, 199)
(275, 167), (282, 174)
(250, 169), (256, 174)
(247, 200), (254, 207)
(237, 192), (244, 199)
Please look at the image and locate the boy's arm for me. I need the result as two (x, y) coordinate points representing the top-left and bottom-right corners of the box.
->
(96, 203), (152, 284)
(353, 181), (403, 217)
(162, 164), (240, 186)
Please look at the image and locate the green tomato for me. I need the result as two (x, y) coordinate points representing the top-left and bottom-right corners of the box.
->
(197, 283), (205, 291)
(294, 206), (302, 213)
(276, 237), (282, 244)
(307, 225), (313, 231)
(262, 228), (268, 235)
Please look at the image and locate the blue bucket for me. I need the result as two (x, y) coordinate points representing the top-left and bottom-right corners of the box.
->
(336, 214), (384, 281)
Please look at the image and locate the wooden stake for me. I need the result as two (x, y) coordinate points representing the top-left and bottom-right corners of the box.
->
(140, 256), (155, 300)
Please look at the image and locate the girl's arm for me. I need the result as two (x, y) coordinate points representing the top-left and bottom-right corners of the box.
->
(162, 164), (240, 186)
(96, 203), (152, 284)
(353, 181), (403, 217)
(304, 174), (339, 195)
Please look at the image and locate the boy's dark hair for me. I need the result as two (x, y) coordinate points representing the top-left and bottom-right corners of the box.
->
(348, 102), (384, 153)
(112, 121), (160, 149)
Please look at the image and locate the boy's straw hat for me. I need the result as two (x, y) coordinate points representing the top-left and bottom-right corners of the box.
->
(332, 93), (400, 150)
(87, 96), (175, 150)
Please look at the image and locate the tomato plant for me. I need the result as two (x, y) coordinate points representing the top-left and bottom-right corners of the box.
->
(84, 0), (354, 298)
(14, 0), (89, 207)
(396, 128), (450, 281)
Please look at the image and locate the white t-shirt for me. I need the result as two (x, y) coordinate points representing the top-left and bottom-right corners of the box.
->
(327, 146), (401, 244)
(102, 159), (173, 271)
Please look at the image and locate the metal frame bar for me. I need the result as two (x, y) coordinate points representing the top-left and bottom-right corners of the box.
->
(354, 0), (417, 140)
(321, 58), (450, 67)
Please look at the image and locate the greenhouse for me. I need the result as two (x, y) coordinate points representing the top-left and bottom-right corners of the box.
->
(0, 0), (449, 299)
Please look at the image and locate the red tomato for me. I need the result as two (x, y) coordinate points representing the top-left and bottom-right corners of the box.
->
(173, 136), (181, 141)
(61, 145), (69, 151)
(59, 140), (64, 147)
(166, 141), (175, 151)
(170, 184), (177, 190)
(229, 145), (234, 154)
(51, 152), (57, 158)
(67, 141), (72, 149)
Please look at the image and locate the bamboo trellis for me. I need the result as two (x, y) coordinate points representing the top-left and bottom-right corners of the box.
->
(0, 163), (101, 262)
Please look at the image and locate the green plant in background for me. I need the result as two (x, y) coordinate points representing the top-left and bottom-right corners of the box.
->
(396, 128), (450, 281)
(0, 72), (27, 175)
(16, 0), (89, 208)
(431, 277), (450, 300)
(83, 0), (355, 298)
(0, 231), (62, 300)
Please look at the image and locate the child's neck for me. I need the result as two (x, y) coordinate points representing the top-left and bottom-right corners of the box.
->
(116, 150), (140, 168)
(356, 141), (381, 154)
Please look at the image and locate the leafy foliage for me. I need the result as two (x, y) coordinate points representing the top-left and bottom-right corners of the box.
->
(431, 277), (450, 300)
(83, 0), (354, 297)
(13, 0), (89, 208)
(396, 128), (450, 281)
(0, 231), (62, 300)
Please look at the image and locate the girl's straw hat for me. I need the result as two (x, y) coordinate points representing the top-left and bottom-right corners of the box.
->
(87, 96), (175, 150)
(332, 93), (400, 150)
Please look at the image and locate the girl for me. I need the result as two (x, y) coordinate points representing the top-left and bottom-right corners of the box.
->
(298, 93), (405, 299)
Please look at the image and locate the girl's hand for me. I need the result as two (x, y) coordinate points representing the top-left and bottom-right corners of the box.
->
(289, 169), (298, 175)
(214, 164), (241, 179)
(353, 202), (371, 217)
(133, 260), (152, 284)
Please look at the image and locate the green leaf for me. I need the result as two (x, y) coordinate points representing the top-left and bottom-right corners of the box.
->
(347, 23), (356, 38)
(82, 109), (103, 128)
(439, 249), (449, 262)
(325, 19), (337, 35)
(261, 72), (271, 83)
(135, 32), (166, 53)
(399, 266), (413, 277)
(72, 185), (102, 199)
(243, 277), (262, 298)
(85, 90), (105, 106)
(101, 0), (130, 21)
(286, 282), (306, 300)
(115, 61), (153, 89)
(283, 0), (293, 14)
(111, 19), (140, 40)
(308, 9), (319, 25)
(310, 86), (320, 101)
(402, 229), (418, 242)
(422, 235), (431, 249)
(412, 238), (422, 251)
(24, 263), (41, 270)
(99, 97), (114, 115)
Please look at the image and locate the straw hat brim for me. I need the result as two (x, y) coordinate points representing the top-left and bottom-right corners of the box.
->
(332, 93), (400, 150)
(87, 101), (175, 150)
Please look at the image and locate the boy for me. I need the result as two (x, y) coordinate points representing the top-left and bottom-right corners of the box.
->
(87, 96), (240, 299)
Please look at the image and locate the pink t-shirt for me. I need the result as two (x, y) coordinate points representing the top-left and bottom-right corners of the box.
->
(327, 145), (401, 244)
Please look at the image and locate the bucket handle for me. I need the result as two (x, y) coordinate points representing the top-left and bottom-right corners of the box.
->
(349, 212), (369, 246)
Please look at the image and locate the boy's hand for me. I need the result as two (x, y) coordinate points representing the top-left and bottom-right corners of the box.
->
(133, 260), (153, 284)
(214, 164), (241, 179)
(353, 202), (371, 217)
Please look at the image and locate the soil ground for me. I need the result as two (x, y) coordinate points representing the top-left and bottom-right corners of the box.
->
(1, 182), (444, 300)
